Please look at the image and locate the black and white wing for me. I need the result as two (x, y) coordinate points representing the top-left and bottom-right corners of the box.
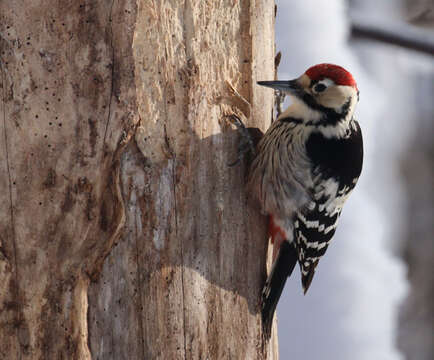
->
(295, 120), (363, 293)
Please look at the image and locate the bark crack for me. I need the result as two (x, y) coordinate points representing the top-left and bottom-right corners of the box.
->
(168, 128), (186, 360)
(134, 209), (146, 359)
(182, 0), (194, 59)
(177, 2), (195, 357)
(102, 0), (116, 151)
(163, 118), (186, 358)
(176, 170), (187, 360)
(1, 52), (21, 360)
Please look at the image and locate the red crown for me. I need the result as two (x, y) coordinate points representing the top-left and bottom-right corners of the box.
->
(305, 63), (357, 89)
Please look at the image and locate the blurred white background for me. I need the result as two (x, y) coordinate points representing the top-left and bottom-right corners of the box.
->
(274, 1), (433, 359)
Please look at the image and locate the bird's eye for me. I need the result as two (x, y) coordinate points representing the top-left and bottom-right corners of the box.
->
(313, 83), (327, 93)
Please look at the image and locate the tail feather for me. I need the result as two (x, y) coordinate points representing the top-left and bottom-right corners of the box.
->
(261, 241), (298, 335)
(301, 259), (319, 294)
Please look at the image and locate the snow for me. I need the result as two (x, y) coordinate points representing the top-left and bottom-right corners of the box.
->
(272, 0), (425, 359)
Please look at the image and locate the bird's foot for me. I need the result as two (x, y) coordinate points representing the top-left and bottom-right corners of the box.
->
(226, 114), (256, 167)
(275, 90), (286, 120)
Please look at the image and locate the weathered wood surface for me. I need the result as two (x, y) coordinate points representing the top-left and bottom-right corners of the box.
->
(0, 1), (276, 359)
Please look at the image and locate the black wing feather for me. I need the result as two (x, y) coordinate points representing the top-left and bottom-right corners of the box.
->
(296, 120), (363, 292)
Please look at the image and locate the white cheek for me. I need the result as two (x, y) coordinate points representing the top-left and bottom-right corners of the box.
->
(318, 85), (356, 109)
(278, 97), (322, 122)
(339, 86), (357, 99)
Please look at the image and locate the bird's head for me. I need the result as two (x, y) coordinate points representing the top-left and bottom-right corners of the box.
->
(258, 64), (359, 124)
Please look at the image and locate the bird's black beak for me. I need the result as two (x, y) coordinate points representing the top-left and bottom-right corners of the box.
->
(257, 79), (302, 96)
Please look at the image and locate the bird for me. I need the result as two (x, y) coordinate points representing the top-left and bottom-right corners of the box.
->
(232, 63), (364, 333)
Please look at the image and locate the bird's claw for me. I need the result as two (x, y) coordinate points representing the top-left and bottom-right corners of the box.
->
(275, 90), (286, 120)
(226, 114), (256, 167)
(226, 114), (245, 129)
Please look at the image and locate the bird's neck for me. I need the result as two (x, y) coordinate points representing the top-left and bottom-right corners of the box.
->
(278, 96), (357, 139)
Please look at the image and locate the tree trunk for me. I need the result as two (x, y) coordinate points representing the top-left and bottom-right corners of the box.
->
(0, 1), (276, 359)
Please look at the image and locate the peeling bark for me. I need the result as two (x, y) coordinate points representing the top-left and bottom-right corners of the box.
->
(0, 0), (277, 359)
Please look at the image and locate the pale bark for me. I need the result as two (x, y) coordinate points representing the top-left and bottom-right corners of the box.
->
(0, 1), (276, 359)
